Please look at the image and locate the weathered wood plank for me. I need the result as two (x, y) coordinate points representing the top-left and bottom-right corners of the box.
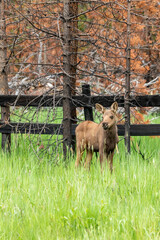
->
(0, 123), (160, 136)
(90, 95), (160, 107)
(0, 122), (63, 135)
(118, 124), (160, 136)
(0, 94), (159, 107)
(0, 95), (63, 107)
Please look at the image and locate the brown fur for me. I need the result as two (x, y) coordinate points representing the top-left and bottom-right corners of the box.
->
(75, 102), (119, 171)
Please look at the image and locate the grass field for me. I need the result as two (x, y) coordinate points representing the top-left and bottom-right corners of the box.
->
(0, 132), (160, 239)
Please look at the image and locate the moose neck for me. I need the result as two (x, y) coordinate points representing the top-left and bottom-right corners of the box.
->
(103, 123), (117, 137)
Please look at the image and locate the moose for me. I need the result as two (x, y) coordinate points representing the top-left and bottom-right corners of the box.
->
(75, 102), (119, 171)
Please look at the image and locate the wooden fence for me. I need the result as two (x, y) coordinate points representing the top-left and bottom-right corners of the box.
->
(0, 85), (160, 150)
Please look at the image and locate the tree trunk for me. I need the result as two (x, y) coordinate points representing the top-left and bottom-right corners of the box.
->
(69, 0), (78, 151)
(0, 0), (10, 150)
(62, 0), (78, 157)
(63, 0), (72, 157)
(124, 0), (131, 153)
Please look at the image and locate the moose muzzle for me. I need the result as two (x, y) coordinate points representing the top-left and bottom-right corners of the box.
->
(102, 122), (108, 130)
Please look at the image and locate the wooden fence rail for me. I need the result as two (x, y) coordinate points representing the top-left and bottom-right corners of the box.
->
(0, 123), (160, 136)
(0, 94), (160, 107)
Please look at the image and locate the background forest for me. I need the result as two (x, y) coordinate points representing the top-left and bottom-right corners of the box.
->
(4, 0), (160, 96)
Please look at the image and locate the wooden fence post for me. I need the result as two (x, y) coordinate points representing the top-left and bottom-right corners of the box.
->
(82, 84), (93, 121)
(0, 0), (11, 151)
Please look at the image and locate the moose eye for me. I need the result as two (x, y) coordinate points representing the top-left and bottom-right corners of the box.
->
(110, 116), (114, 119)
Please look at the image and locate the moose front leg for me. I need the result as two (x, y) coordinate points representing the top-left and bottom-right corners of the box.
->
(99, 148), (107, 171)
(107, 151), (114, 173)
(99, 150), (103, 169)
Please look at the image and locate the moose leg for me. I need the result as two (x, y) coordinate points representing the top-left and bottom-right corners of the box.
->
(99, 149), (106, 170)
(107, 151), (114, 173)
(75, 147), (83, 168)
(84, 150), (93, 169)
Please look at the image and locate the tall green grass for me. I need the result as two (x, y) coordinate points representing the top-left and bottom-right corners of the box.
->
(0, 134), (160, 239)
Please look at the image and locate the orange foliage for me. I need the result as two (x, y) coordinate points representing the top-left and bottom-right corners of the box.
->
(5, 0), (160, 105)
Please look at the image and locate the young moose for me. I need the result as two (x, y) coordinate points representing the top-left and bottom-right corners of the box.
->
(75, 102), (119, 171)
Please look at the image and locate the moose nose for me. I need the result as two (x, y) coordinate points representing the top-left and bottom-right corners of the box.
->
(102, 122), (108, 130)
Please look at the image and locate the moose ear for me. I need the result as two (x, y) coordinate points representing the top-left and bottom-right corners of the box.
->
(95, 103), (105, 114)
(111, 102), (118, 113)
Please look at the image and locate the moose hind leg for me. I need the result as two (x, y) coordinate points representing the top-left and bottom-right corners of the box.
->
(75, 147), (83, 168)
(84, 150), (93, 169)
